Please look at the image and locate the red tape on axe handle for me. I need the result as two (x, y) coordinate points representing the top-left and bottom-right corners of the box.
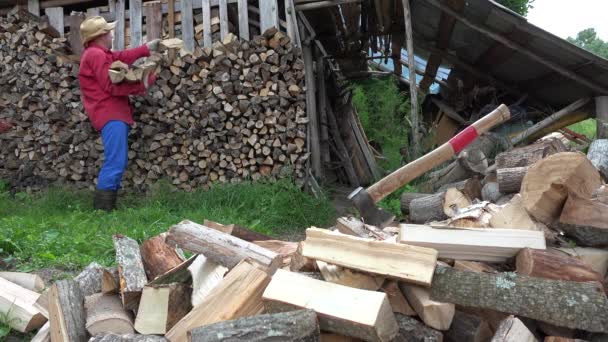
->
(449, 126), (479, 153)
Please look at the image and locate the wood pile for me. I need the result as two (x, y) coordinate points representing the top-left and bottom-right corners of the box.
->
(0, 10), (308, 192)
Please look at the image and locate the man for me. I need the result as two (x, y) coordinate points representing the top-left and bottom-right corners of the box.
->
(78, 16), (160, 211)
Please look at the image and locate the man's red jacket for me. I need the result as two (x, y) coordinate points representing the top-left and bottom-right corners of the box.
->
(78, 43), (151, 131)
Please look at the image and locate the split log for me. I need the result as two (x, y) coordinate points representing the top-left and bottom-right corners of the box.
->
(587, 139), (608, 180)
(49, 279), (87, 342)
(252, 240), (299, 267)
(204, 219), (235, 234)
(31, 321), (50, 342)
(495, 138), (568, 169)
(102, 268), (120, 294)
(491, 316), (537, 342)
(85, 293), (134, 336)
(392, 313), (443, 341)
(381, 280), (416, 316)
(430, 266), (608, 333)
(166, 220), (282, 274)
(0, 276), (46, 333)
(88, 334), (168, 342)
(399, 283), (455, 331)
(445, 311), (493, 342)
(558, 194), (608, 247)
(187, 254), (228, 308)
(399, 224), (545, 262)
(432, 202), (500, 228)
(516, 248), (603, 284)
(437, 178), (483, 201)
(520, 152), (601, 224)
(134, 284), (191, 334)
(165, 260), (271, 342)
(140, 233), (185, 280)
(34, 289), (49, 318)
(0, 272), (45, 292)
(263, 269), (399, 342)
(113, 235), (148, 311)
(400, 193), (432, 216)
(489, 194), (538, 230)
(74, 262), (105, 297)
(204, 219), (274, 242)
(302, 228), (438, 286)
(335, 217), (390, 240)
(497, 167), (527, 194)
(553, 247), (608, 277)
(592, 185), (608, 204)
(147, 256), (196, 286)
(316, 260), (384, 291)
(290, 241), (317, 272)
(189, 309), (320, 342)
(409, 189), (471, 224)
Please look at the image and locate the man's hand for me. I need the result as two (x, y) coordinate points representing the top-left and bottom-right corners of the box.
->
(146, 39), (161, 52)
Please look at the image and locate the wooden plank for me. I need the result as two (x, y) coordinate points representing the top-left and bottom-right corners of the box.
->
(68, 12), (85, 54)
(285, 0), (295, 42)
(202, 0), (212, 48)
(165, 220), (282, 274)
(237, 0), (249, 40)
(129, 0), (142, 47)
(263, 269), (399, 341)
(402, 0), (420, 157)
(316, 260), (385, 291)
(180, 0), (194, 51)
(260, 0), (279, 33)
(350, 107), (382, 180)
(399, 224), (546, 262)
(144, 1), (162, 41)
(0, 277), (46, 333)
(114, 0), (125, 50)
(45, 7), (64, 37)
(219, 0), (228, 40)
(295, 0), (361, 11)
(303, 228), (438, 286)
(430, 266), (608, 333)
(302, 38), (322, 179)
(165, 260), (271, 342)
(28, 0), (40, 16)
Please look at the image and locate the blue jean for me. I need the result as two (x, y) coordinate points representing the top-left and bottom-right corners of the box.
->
(97, 121), (130, 191)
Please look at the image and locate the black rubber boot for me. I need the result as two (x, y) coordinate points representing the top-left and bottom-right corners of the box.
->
(93, 189), (117, 212)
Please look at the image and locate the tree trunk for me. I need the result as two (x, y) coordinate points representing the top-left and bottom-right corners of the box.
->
(409, 190), (469, 224)
(516, 248), (603, 284)
(166, 220), (282, 274)
(74, 262), (105, 297)
(495, 138), (568, 169)
(587, 139), (608, 180)
(497, 167), (527, 194)
(140, 233), (184, 280)
(49, 279), (87, 342)
(189, 309), (320, 342)
(430, 266), (608, 333)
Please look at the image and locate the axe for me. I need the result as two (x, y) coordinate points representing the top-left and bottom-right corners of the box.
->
(348, 104), (511, 228)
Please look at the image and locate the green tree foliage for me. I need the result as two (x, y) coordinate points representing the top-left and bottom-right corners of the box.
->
(496, 0), (535, 16)
(567, 28), (608, 59)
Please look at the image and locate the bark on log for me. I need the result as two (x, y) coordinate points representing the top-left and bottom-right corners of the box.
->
(140, 233), (184, 280)
(553, 247), (608, 277)
(558, 194), (608, 247)
(400, 193), (432, 216)
(392, 313), (443, 342)
(166, 220), (282, 274)
(85, 293), (134, 336)
(587, 139), (608, 180)
(189, 309), (320, 342)
(445, 311), (493, 342)
(495, 138), (568, 169)
(88, 334), (168, 342)
(516, 248), (603, 284)
(113, 235), (148, 311)
(497, 167), (527, 194)
(49, 279), (87, 342)
(74, 262), (105, 297)
(430, 266), (608, 332)
(436, 178), (483, 201)
(409, 189), (470, 224)
(521, 152), (602, 224)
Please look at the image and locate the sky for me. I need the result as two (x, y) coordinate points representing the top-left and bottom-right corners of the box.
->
(527, 0), (608, 40)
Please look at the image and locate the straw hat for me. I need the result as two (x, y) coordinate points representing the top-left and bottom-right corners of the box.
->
(80, 16), (116, 45)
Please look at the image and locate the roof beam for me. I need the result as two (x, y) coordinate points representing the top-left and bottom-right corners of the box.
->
(423, 0), (608, 95)
(295, 0), (361, 11)
(419, 0), (464, 91)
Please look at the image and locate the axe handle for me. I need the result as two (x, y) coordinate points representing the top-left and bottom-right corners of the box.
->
(367, 104), (511, 203)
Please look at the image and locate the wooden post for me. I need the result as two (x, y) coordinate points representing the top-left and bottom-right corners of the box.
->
(68, 12), (86, 55)
(144, 1), (162, 41)
(108, 0), (116, 13)
(317, 56), (330, 166)
(45, 7), (64, 37)
(301, 30), (323, 180)
(86, 7), (100, 16)
(180, 0), (194, 51)
(167, 0), (175, 59)
(114, 0), (125, 50)
(28, 0), (40, 16)
(219, 0), (228, 40)
(202, 0), (212, 48)
(260, 0), (279, 32)
(402, 0), (420, 157)
(596, 96), (608, 139)
(129, 0), (142, 47)
(237, 0), (249, 41)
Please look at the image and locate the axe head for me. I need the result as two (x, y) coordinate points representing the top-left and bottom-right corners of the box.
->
(348, 187), (395, 228)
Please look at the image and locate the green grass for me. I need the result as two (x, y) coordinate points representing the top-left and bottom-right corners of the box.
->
(568, 118), (597, 140)
(0, 179), (335, 272)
